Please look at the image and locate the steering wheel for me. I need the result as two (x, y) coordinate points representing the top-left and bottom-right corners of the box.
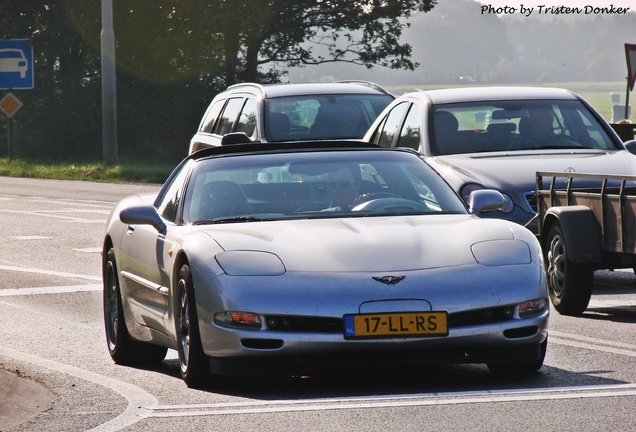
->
(358, 192), (400, 201)
(352, 197), (429, 212)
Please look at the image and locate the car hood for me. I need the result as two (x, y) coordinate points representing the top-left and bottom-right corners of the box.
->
(433, 150), (636, 192)
(204, 215), (523, 272)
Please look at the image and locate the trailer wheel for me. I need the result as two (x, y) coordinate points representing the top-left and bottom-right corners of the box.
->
(545, 223), (593, 316)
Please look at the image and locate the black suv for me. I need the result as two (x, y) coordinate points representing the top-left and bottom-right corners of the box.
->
(189, 81), (394, 153)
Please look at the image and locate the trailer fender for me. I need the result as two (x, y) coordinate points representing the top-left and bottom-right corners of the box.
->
(542, 206), (602, 264)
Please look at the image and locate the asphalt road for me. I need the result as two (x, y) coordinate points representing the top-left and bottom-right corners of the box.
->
(1, 176), (635, 432)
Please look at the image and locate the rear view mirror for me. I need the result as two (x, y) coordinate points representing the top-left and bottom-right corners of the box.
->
(623, 140), (636, 155)
(120, 206), (166, 232)
(221, 132), (252, 145)
(468, 189), (505, 214)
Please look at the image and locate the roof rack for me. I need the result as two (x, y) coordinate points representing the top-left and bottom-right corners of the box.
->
(336, 80), (394, 97)
(225, 82), (266, 93)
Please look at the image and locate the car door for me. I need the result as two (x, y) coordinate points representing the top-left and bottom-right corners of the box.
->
(119, 161), (192, 334)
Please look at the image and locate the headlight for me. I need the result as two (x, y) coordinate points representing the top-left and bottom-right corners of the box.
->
(215, 251), (285, 276)
(460, 183), (485, 202)
(460, 183), (514, 213)
(519, 298), (548, 318)
(471, 240), (531, 266)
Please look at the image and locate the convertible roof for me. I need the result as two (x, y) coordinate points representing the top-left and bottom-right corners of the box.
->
(189, 140), (381, 160)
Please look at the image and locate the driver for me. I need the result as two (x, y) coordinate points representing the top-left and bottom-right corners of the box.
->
(510, 107), (579, 149)
(524, 108), (556, 143)
(323, 166), (362, 211)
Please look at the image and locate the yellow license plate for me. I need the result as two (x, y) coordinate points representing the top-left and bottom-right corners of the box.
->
(343, 311), (448, 339)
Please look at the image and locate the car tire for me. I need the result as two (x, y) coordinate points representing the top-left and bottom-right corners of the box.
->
(545, 223), (593, 316)
(487, 338), (547, 374)
(176, 263), (210, 388)
(103, 247), (167, 365)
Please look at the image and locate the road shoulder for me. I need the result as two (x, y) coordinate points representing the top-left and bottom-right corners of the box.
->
(0, 369), (56, 430)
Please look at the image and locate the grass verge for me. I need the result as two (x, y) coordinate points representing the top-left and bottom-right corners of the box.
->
(0, 158), (174, 184)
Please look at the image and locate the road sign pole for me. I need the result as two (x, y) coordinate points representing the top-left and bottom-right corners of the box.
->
(626, 77), (631, 120)
(101, 0), (118, 166)
(625, 44), (636, 121)
(7, 117), (12, 159)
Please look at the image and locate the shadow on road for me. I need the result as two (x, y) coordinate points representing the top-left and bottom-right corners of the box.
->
(139, 357), (629, 400)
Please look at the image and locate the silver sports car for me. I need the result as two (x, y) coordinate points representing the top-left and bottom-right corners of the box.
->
(102, 141), (548, 388)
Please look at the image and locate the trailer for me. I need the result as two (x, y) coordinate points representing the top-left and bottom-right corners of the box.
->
(536, 171), (636, 315)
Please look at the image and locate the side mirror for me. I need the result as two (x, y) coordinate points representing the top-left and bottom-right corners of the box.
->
(623, 140), (636, 155)
(221, 132), (253, 145)
(468, 189), (505, 214)
(120, 205), (166, 233)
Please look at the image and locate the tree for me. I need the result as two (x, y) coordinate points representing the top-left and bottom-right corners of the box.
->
(2, 0), (438, 163)
(170, 0), (437, 86)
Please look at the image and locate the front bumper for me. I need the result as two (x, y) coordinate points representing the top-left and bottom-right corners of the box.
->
(199, 309), (548, 375)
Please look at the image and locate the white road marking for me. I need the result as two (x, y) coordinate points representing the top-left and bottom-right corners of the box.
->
(140, 384), (636, 418)
(36, 208), (111, 214)
(0, 209), (105, 223)
(0, 284), (102, 297)
(550, 331), (636, 357)
(0, 264), (101, 282)
(0, 346), (157, 432)
(73, 247), (102, 253)
(10, 236), (52, 240)
(588, 299), (636, 308)
(0, 196), (114, 207)
(26, 198), (115, 207)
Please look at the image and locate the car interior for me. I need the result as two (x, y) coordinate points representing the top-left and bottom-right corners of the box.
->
(429, 100), (617, 155)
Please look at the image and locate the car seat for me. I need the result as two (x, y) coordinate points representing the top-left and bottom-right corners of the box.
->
(199, 181), (253, 220)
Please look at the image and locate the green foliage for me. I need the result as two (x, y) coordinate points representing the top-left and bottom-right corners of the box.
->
(0, 158), (173, 184)
(0, 0), (434, 166)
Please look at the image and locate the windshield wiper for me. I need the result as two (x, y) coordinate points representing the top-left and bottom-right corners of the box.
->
(194, 216), (262, 225)
(537, 144), (590, 150)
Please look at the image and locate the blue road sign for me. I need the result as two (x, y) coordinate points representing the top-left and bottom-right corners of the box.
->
(0, 39), (34, 90)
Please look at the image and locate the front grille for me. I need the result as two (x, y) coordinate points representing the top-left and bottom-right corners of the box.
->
(447, 306), (515, 327)
(523, 191), (538, 213)
(264, 315), (343, 333)
(264, 307), (516, 335)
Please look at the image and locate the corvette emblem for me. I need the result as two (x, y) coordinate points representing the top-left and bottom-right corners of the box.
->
(372, 275), (405, 285)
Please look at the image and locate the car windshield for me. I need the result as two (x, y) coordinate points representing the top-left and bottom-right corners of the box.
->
(430, 99), (618, 156)
(264, 94), (393, 141)
(184, 150), (467, 224)
(0, 49), (24, 59)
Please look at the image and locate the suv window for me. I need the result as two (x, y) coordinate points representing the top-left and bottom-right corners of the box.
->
(200, 100), (225, 133)
(235, 98), (257, 138)
(397, 104), (421, 150)
(376, 102), (409, 148)
(216, 98), (245, 136)
(265, 94), (393, 141)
